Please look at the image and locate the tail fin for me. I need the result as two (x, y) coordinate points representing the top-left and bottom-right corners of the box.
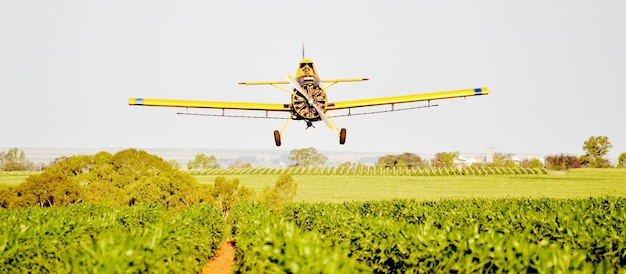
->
(302, 43), (305, 59)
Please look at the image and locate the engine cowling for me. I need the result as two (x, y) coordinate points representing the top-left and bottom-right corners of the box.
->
(291, 82), (327, 120)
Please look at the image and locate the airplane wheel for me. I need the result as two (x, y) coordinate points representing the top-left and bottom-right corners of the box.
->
(339, 128), (347, 145)
(273, 130), (281, 146)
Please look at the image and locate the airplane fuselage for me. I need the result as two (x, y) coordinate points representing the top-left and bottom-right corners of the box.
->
(291, 59), (327, 123)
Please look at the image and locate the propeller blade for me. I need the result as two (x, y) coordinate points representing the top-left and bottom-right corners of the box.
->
(287, 75), (333, 129)
(287, 75), (307, 99)
(312, 102), (333, 129)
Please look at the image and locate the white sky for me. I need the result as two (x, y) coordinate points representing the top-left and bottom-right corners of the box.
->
(1, 1), (625, 160)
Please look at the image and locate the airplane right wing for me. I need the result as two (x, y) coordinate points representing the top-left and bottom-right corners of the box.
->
(326, 87), (489, 110)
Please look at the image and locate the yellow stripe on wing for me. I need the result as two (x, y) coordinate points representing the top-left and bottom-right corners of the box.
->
(128, 98), (290, 111)
(238, 81), (290, 85)
(238, 78), (368, 85)
(327, 87), (488, 110)
(321, 78), (369, 83)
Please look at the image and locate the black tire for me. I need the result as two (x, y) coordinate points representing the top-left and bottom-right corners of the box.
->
(339, 128), (347, 145)
(273, 130), (281, 146)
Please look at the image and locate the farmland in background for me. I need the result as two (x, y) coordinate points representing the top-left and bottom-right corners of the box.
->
(192, 168), (626, 203)
(3, 169), (626, 202)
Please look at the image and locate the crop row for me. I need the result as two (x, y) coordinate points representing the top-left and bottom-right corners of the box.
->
(231, 198), (625, 272)
(230, 203), (369, 272)
(189, 166), (548, 176)
(0, 204), (225, 273)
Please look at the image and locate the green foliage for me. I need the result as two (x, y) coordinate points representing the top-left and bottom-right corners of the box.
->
(432, 151), (459, 168)
(545, 154), (582, 170)
(618, 152), (626, 168)
(487, 152), (516, 167)
(184, 166), (549, 177)
(168, 160), (181, 170)
(228, 159), (252, 169)
(0, 148), (33, 171)
(0, 204), (225, 273)
(377, 152), (425, 168)
(288, 147), (328, 167)
(6, 149), (209, 209)
(128, 171), (198, 210)
(281, 198), (626, 272)
(519, 158), (543, 168)
(336, 161), (353, 169)
(212, 176), (254, 219)
(581, 136), (613, 168)
(0, 184), (15, 208)
(187, 154), (220, 170)
(230, 203), (367, 273)
(15, 167), (82, 207)
(260, 174), (297, 211)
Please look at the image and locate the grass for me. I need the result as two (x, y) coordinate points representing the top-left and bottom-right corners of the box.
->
(195, 168), (626, 203)
(0, 171), (36, 185)
(3, 169), (626, 203)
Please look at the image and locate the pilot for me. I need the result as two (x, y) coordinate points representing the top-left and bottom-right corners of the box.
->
(301, 63), (314, 77)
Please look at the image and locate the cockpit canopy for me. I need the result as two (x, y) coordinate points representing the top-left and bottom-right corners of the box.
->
(296, 58), (319, 81)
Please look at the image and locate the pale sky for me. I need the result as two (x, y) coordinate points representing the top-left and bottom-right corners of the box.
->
(1, 1), (625, 160)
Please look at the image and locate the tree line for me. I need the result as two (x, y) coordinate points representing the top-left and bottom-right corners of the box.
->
(1, 135), (624, 174)
(290, 136), (624, 171)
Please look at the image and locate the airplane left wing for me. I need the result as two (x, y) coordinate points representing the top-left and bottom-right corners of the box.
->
(327, 87), (488, 110)
(237, 78), (369, 85)
(128, 98), (291, 111)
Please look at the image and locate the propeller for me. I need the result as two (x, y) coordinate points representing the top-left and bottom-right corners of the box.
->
(287, 75), (333, 129)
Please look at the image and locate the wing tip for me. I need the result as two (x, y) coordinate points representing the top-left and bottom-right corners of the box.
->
(475, 87), (489, 95)
(128, 98), (143, 105)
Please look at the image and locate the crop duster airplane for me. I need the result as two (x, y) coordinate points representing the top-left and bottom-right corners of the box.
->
(128, 49), (489, 146)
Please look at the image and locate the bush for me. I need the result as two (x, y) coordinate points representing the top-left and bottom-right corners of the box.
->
(260, 174), (297, 211)
(545, 154), (582, 171)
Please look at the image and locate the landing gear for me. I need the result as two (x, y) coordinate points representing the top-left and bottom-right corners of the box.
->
(339, 128), (347, 145)
(273, 130), (281, 146)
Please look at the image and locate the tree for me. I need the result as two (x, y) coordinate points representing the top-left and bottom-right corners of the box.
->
(168, 160), (181, 170)
(519, 158), (543, 169)
(212, 176), (254, 219)
(128, 171), (198, 210)
(260, 174), (298, 211)
(229, 160), (252, 169)
(11, 148), (204, 208)
(15, 166), (82, 207)
(377, 153), (424, 169)
(580, 136), (613, 168)
(618, 153), (626, 168)
(488, 152), (516, 168)
(544, 154), (581, 171)
(188, 154), (220, 170)
(288, 147), (327, 167)
(431, 152), (459, 168)
(0, 185), (16, 208)
(0, 148), (33, 171)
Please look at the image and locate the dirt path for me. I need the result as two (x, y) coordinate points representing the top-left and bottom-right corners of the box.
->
(201, 239), (236, 274)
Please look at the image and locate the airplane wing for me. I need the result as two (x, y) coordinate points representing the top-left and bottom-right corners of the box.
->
(238, 78), (368, 85)
(128, 98), (291, 112)
(326, 87), (488, 110)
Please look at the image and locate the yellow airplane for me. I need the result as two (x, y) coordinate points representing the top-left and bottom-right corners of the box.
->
(128, 49), (489, 146)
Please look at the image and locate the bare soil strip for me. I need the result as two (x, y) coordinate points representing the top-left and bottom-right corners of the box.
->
(201, 239), (236, 274)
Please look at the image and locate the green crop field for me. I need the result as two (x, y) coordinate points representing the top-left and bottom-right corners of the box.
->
(2, 168), (626, 272)
(193, 168), (626, 203)
(0, 171), (36, 186)
(3, 169), (626, 202)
